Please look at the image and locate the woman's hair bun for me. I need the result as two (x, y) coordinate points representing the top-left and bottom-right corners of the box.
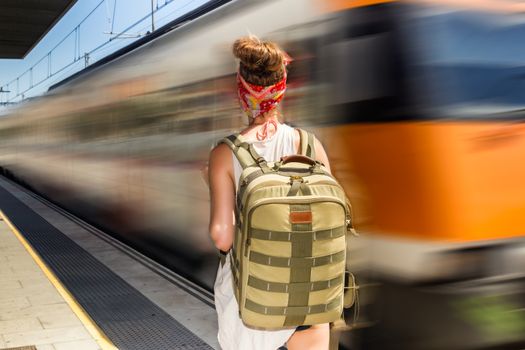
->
(233, 36), (285, 73)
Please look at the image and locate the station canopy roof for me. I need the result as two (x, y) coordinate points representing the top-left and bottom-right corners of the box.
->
(0, 0), (77, 59)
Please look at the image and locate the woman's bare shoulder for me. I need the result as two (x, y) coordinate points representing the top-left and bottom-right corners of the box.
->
(209, 143), (233, 179)
(210, 143), (231, 158)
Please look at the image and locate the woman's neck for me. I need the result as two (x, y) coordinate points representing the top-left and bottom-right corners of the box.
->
(242, 110), (282, 141)
(249, 110), (282, 126)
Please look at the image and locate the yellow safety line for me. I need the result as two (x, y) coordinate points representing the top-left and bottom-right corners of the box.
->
(0, 209), (118, 350)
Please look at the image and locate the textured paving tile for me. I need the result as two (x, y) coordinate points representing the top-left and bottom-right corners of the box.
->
(0, 318), (43, 335)
(0, 298), (31, 312)
(26, 292), (65, 307)
(0, 304), (71, 322)
(37, 311), (83, 330)
(2, 327), (91, 348)
(52, 339), (99, 350)
(0, 221), (97, 348)
(35, 345), (55, 350)
(0, 280), (22, 292)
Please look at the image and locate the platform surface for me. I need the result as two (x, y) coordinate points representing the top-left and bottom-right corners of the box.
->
(0, 175), (219, 350)
(0, 217), (100, 350)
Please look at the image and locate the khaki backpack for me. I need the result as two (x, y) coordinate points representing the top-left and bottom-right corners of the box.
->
(220, 128), (356, 329)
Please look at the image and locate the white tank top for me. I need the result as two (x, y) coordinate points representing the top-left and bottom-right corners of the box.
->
(232, 123), (297, 190)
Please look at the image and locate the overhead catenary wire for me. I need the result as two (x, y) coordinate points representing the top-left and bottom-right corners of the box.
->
(1, 0), (106, 102)
(2, 0), (189, 104)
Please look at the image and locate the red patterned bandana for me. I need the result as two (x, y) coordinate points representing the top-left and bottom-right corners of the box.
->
(237, 66), (288, 120)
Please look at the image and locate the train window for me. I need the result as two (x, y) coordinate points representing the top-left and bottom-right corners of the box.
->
(329, 34), (394, 105)
(324, 3), (415, 123)
(406, 7), (525, 119)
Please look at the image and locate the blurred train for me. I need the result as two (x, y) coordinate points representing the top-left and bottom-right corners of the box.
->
(1, 0), (525, 348)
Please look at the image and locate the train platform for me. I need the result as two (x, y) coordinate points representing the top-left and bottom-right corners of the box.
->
(0, 175), (218, 350)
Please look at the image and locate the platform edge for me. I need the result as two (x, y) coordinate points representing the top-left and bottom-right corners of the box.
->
(0, 209), (119, 350)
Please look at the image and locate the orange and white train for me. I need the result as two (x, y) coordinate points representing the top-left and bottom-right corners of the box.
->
(1, 0), (524, 348)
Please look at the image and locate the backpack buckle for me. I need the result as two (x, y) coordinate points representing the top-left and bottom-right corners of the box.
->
(346, 218), (359, 236)
(289, 175), (304, 184)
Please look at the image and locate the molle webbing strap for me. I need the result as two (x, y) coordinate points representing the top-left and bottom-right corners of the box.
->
(250, 226), (346, 242)
(285, 203), (313, 326)
(249, 250), (346, 268)
(248, 275), (344, 293)
(245, 297), (341, 316)
(287, 180), (312, 197)
(230, 250), (238, 274)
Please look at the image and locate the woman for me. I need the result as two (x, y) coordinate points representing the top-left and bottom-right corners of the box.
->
(208, 36), (331, 350)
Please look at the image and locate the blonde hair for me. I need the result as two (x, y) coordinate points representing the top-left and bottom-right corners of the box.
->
(233, 36), (287, 86)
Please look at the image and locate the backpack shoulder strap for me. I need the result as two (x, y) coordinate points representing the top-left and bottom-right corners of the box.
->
(297, 128), (316, 159)
(219, 134), (269, 171)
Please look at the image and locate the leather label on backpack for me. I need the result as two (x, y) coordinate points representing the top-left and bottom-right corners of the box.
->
(290, 211), (312, 224)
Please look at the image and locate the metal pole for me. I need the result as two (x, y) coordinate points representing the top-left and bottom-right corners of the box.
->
(151, 0), (155, 32)
(74, 27), (78, 61)
(48, 53), (51, 78)
(77, 27), (81, 60)
(0, 87), (11, 105)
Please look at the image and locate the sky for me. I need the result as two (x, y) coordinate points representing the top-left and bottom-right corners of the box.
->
(0, 0), (210, 107)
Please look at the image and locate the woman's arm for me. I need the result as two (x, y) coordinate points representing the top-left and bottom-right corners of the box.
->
(208, 143), (236, 252)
